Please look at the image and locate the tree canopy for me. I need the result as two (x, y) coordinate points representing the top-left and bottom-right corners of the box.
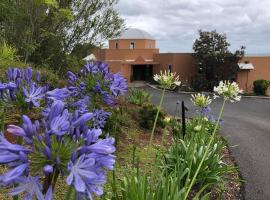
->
(192, 30), (245, 91)
(0, 0), (125, 75)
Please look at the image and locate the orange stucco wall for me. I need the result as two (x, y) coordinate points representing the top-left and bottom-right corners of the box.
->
(237, 56), (270, 93)
(93, 39), (159, 81)
(153, 53), (197, 83)
(101, 49), (159, 61)
(109, 39), (156, 49)
(93, 38), (270, 93)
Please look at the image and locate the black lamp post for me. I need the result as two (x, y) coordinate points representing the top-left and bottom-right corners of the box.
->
(181, 101), (189, 137)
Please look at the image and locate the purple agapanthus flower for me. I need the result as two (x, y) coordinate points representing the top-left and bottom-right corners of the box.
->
(25, 67), (33, 84)
(47, 88), (71, 101)
(0, 61), (122, 199)
(62, 61), (127, 110)
(3, 99), (116, 199)
(23, 84), (45, 107)
(9, 176), (52, 200)
(7, 115), (39, 144)
(201, 106), (211, 117)
(1, 67), (47, 108)
(91, 109), (111, 129)
(110, 73), (127, 96)
(200, 105), (223, 124)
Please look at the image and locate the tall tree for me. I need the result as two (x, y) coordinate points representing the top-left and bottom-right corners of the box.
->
(0, 0), (125, 74)
(192, 30), (245, 90)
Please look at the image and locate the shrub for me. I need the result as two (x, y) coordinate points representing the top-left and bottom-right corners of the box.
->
(0, 41), (18, 62)
(127, 88), (152, 106)
(253, 79), (270, 95)
(162, 132), (236, 194)
(139, 105), (165, 129)
(191, 74), (207, 91)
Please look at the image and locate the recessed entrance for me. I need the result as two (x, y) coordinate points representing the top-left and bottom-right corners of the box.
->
(132, 65), (153, 81)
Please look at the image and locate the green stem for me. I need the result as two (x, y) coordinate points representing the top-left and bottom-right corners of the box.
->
(0, 106), (5, 132)
(65, 185), (74, 200)
(12, 195), (19, 200)
(183, 99), (226, 200)
(148, 88), (165, 148)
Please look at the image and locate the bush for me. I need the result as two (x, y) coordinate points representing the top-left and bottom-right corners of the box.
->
(127, 88), (152, 106)
(191, 74), (207, 91)
(253, 79), (270, 95)
(162, 130), (236, 193)
(0, 41), (18, 62)
(139, 105), (165, 129)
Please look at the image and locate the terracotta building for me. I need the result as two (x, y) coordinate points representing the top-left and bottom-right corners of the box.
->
(93, 28), (270, 93)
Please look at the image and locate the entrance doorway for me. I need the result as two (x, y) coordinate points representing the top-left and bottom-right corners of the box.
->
(132, 65), (153, 81)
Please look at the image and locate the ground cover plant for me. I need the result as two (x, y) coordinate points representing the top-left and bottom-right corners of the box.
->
(0, 66), (243, 200)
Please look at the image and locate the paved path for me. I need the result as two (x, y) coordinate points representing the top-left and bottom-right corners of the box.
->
(142, 86), (270, 200)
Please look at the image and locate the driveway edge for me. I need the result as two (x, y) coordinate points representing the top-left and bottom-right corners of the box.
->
(146, 84), (270, 99)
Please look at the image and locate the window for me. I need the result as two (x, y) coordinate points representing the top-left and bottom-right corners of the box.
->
(168, 64), (172, 73)
(130, 42), (135, 49)
(148, 43), (152, 48)
(115, 42), (118, 49)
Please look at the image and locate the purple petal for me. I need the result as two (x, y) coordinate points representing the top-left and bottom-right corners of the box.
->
(7, 125), (26, 137)
(2, 163), (29, 183)
(74, 173), (86, 192)
(73, 113), (93, 127)
(45, 185), (53, 200)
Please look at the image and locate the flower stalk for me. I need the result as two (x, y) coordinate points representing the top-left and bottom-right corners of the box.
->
(148, 88), (165, 148)
(183, 99), (226, 200)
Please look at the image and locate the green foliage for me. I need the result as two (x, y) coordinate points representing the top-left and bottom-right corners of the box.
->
(169, 118), (182, 139)
(0, 41), (18, 62)
(104, 107), (123, 144)
(253, 79), (270, 95)
(186, 117), (217, 135)
(162, 119), (236, 196)
(0, 0), (125, 74)
(127, 88), (152, 106)
(109, 169), (182, 200)
(192, 30), (245, 91)
(139, 105), (165, 129)
(191, 74), (207, 91)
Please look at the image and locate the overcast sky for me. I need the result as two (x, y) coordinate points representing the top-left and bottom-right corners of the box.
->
(115, 0), (270, 54)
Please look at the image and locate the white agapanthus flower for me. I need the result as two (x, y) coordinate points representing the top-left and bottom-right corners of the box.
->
(153, 70), (181, 89)
(191, 93), (212, 108)
(213, 81), (243, 102)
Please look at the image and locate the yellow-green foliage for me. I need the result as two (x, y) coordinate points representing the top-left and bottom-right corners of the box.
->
(0, 41), (18, 62)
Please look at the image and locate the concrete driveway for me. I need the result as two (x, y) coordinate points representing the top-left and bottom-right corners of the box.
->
(142, 86), (270, 200)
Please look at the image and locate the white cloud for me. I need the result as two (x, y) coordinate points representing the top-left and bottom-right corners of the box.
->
(116, 0), (270, 54)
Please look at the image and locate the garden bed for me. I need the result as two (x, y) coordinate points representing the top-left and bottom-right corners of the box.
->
(0, 66), (244, 200)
